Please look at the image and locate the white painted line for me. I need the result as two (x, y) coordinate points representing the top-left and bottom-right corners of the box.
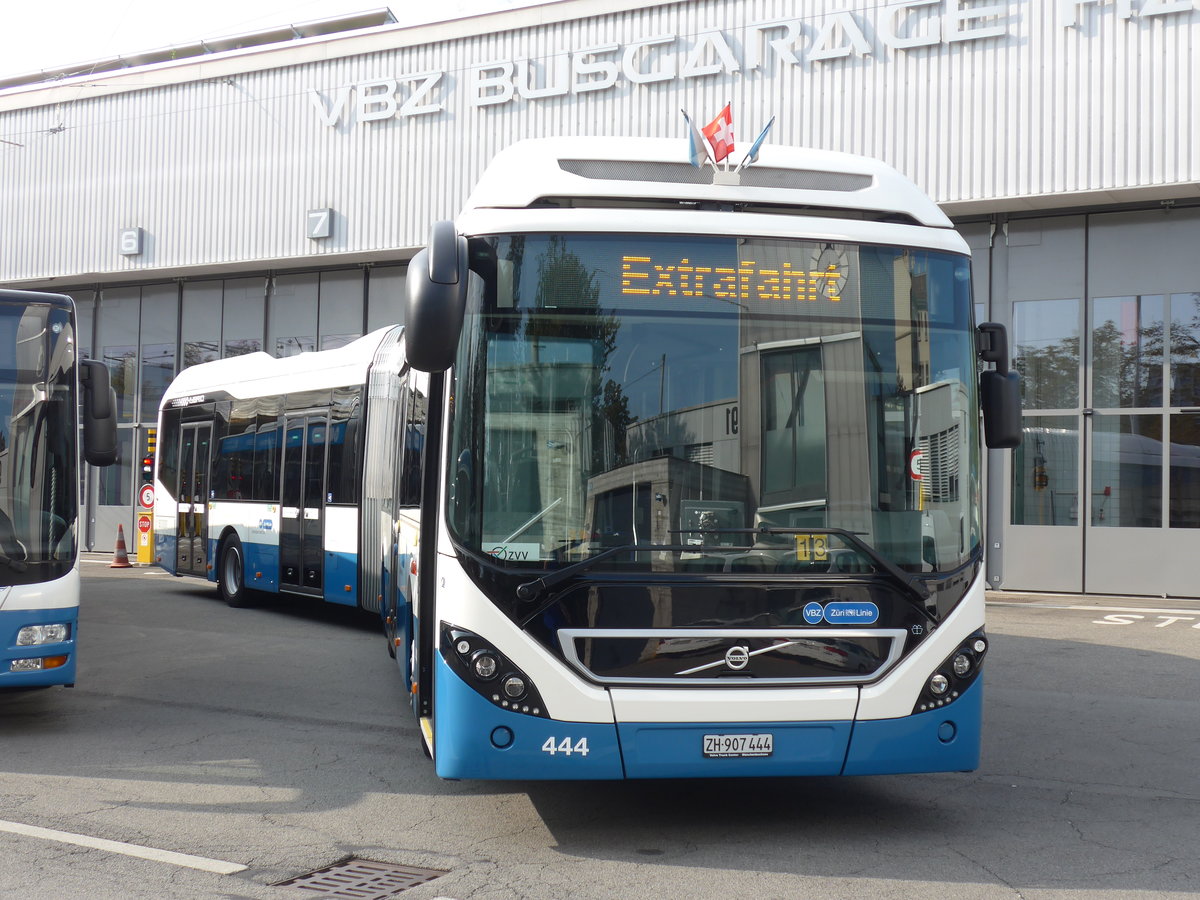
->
(0, 819), (247, 875)
(989, 602), (1200, 616)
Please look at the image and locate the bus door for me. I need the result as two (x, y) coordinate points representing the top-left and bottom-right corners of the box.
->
(176, 423), (212, 576)
(280, 415), (327, 594)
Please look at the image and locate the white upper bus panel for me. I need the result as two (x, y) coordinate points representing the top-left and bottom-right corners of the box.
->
(159, 325), (402, 408)
(462, 137), (954, 230)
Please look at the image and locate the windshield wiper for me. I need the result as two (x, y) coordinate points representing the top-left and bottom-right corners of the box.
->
(0, 553), (28, 573)
(671, 525), (932, 610)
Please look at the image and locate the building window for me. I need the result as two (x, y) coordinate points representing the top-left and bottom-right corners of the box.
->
(182, 282), (221, 370)
(1013, 298), (1080, 411)
(97, 430), (134, 506)
(367, 265), (406, 333)
(98, 288), (140, 424)
(270, 273), (318, 357)
(318, 269), (364, 349)
(1011, 415), (1079, 526)
(139, 284), (178, 422)
(1091, 295), (1164, 409)
(1090, 414), (1162, 527)
(1169, 292), (1200, 407)
(223, 278), (265, 358)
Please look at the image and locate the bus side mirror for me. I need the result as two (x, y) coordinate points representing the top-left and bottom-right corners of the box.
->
(79, 359), (119, 466)
(403, 220), (468, 373)
(977, 323), (1022, 449)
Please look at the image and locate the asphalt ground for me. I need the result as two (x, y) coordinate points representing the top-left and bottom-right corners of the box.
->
(0, 557), (1196, 899)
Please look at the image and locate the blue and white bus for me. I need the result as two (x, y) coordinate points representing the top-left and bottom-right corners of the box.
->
(0, 289), (117, 688)
(395, 137), (1020, 779)
(152, 328), (427, 619)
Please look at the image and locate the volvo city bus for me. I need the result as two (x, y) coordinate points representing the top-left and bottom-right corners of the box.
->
(396, 137), (1020, 779)
(0, 289), (118, 688)
(152, 328), (426, 618)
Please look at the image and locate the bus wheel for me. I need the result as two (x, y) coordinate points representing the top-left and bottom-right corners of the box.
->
(383, 605), (397, 659)
(218, 536), (252, 608)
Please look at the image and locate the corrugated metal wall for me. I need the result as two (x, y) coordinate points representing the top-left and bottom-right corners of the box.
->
(1, 0), (1196, 283)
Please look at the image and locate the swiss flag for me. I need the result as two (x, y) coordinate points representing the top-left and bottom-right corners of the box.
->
(702, 104), (735, 162)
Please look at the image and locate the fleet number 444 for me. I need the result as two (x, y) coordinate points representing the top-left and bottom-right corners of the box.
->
(541, 737), (591, 756)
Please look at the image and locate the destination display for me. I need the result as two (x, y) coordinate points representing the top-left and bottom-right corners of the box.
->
(621, 255), (844, 303)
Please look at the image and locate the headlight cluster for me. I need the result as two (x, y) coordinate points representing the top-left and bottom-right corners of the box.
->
(10, 623), (72, 671)
(441, 623), (548, 718)
(17, 623), (70, 645)
(913, 629), (987, 714)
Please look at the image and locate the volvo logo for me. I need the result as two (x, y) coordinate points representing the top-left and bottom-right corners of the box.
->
(725, 645), (750, 671)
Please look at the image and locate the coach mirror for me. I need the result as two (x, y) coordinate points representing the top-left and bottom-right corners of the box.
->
(403, 220), (469, 373)
(977, 322), (1022, 450)
(79, 359), (119, 466)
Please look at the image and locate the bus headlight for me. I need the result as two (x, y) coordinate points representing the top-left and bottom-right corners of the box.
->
(16, 623), (70, 645)
(472, 651), (499, 681)
(502, 675), (527, 700)
(913, 628), (987, 714)
(443, 624), (548, 718)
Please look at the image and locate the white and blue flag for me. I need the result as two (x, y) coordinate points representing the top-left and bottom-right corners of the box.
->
(681, 109), (710, 168)
(735, 116), (776, 172)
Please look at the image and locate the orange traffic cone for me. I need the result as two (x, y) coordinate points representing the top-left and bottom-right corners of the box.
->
(110, 523), (132, 568)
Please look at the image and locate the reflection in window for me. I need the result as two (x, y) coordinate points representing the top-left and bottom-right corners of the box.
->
(318, 270), (363, 349)
(1169, 292), (1200, 407)
(97, 430), (133, 506)
(1012, 416), (1078, 526)
(761, 347), (826, 507)
(182, 282), (221, 371)
(138, 285), (177, 422)
(276, 336), (316, 357)
(1091, 414), (1161, 527)
(448, 234), (981, 574)
(1169, 413), (1200, 528)
(367, 266), (406, 333)
(270, 274), (318, 360)
(1091, 295), (1164, 409)
(98, 288), (140, 424)
(1012, 298), (1079, 410)
(223, 278), (264, 358)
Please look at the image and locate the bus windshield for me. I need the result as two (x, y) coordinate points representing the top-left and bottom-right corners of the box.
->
(448, 233), (981, 576)
(0, 299), (78, 584)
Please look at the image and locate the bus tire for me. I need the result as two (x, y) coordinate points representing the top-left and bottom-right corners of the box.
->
(218, 535), (252, 608)
(383, 603), (397, 659)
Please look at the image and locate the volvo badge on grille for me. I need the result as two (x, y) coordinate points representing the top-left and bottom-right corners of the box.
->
(724, 645), (750, 670)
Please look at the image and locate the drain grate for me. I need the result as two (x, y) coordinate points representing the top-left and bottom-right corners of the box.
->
(276, 858), (446, 899)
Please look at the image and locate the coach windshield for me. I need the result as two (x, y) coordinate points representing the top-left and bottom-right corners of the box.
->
(0, 299), (78, 585)
(447, 233), (981, 578)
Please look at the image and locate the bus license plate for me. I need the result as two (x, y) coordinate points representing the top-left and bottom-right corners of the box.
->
(702, 733), (774, 758)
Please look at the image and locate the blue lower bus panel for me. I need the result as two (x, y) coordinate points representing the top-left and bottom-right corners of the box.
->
(433, 654), (983, 780)
(0, 606), (77, 688)
(434, 654), (624, 780)
(618, 720), (852, 779)
(842, 678), (983, 775)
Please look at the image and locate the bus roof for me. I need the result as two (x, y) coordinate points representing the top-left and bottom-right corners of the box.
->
(462, 137), (953, 229)
(159, 325), (401, 407)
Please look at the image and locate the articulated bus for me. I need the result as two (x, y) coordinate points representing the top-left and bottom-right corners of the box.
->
(0, 290), (117, 688)
(152, 328), (428, 616)
(396, 138), (1020, 779)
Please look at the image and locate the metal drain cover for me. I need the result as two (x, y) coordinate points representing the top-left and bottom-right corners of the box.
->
(276, 858), (446, 899)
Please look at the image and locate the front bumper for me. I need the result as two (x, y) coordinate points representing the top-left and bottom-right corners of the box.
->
(432, 653), (982, 780)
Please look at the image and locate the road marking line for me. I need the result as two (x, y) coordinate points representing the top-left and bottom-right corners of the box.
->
(0, 819), (247, 874)
(989, 602), (1200, 616)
